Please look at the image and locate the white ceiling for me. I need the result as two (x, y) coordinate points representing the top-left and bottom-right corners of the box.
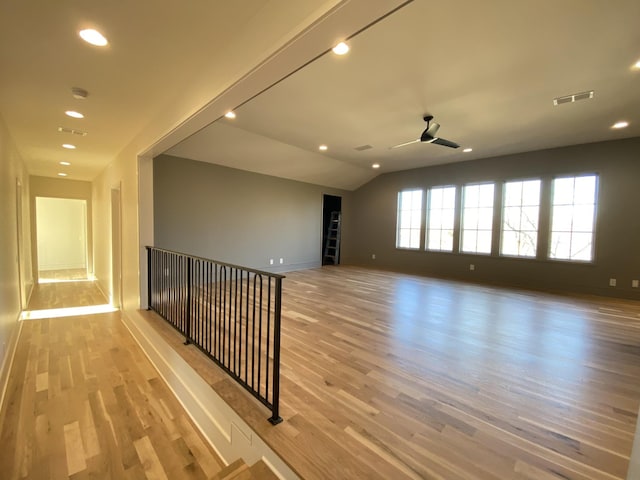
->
(1, 1), (639, 191)
(0, 0), (358, 180)
(167, 0), (640, 190)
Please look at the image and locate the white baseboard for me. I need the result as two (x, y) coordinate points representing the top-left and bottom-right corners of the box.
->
(629, 409), (640, 479)
(0, 315), (24, 426)
(121, 308), (298, 480)
(94, 279), (110, 305)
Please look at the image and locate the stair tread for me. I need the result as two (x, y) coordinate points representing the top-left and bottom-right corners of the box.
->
(249, 460), (279, 480)
(212, 459), (250, 480)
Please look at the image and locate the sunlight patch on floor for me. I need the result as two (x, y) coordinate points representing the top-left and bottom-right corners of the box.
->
(38, 276), (95, 285)
(21, 304), (117, 320)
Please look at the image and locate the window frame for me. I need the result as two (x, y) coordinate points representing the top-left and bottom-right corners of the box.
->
(425, 185), (457, 253)
(460, 182), (495, 255)
(395, 188), (424, 250)
(548, 173), (598, 263)
(499, 178), (542, 259)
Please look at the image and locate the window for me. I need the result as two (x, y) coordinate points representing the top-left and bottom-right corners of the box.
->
(501, 179), (541, 257)
(461, 183), (494, 254)
(396, 189), (423, 249)
(427, 186), (456, 252)
(549, 175), (597, 261)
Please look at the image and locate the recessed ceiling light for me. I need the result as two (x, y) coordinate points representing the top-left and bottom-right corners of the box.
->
(319, 145), (328, 151)
(225, 111), (236, 119)
(59, 161), (71, 166)
(332, 42), (349, 55)
(612, 121), (629, 129)
(632, 60), (640, 70)
(58, 173), (68, 177)
(372, 163), (380, 169)
(79, 29), (108, 47)
(463, 148), (473, 153)
(62, 144), (76, 149)
(65, 110), (84, 119)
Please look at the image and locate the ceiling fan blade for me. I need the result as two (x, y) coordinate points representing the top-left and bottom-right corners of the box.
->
(390, 139), (420, 149)
(432, 137), (460, 149)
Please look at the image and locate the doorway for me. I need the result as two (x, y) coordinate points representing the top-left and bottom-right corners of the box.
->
(322, 194), (342, 265)
(15, 179), (24, 308)
(35, 197), (88, 282)
(111, 187), (122, 309)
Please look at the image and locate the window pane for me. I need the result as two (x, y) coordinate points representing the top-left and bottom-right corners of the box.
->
(553, 178), (574, 205)
(464, 185), (479, 207)
(552, 205), (573, 231)
(518, 232), (537, 257)
(574, 176), (596, 204)
(550, 232), (571, 259)
(501, 230), (519, 256)
(462, 230), (477, 252)
(443, 187), (456, 206)
(463, 208), (478, 230)
(476, 231), (492, 254)
(478, 184), (495, 207)
(398, 230), (409, 248)
(428, 230), (442, 250)
(410, 230), (421, 250)
(572, 205), (594, 231)
(522, 180), (541, 205)
(441, 208), (455, 229)
(503, 206), (521, 231)
(477, 207), (493, 230)
(442, 230), (454, 251)
(570, 233), (592, 261)
(504, 182), (522, 206)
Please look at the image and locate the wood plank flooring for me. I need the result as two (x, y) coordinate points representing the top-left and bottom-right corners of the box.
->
(147, 266), (640, 480)
(0, 281), (227, 479)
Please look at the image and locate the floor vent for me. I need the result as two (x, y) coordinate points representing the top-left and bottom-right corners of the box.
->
(553, 90), (594, 106)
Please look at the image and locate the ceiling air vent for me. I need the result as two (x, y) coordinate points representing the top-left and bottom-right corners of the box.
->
(553, 90), (594, 106)
(58, 126), (87, 136)
(354, 144), (373, 151)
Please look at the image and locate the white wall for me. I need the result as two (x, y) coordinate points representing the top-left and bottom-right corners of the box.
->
(35, 197), (87, 271)
(0, 113), (32, 411)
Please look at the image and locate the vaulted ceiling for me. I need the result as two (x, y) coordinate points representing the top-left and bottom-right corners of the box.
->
(2, 1), (639, 190)
(167, 0), (640, 190)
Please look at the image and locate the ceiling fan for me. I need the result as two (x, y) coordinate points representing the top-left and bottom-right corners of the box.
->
(391, 115), (460, 149)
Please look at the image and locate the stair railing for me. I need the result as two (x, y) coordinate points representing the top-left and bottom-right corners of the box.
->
(146, 246), (284, 424)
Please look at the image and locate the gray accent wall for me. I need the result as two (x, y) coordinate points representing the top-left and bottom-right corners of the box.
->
(153, 155), (348, 272)
(342, 137), (640, 299)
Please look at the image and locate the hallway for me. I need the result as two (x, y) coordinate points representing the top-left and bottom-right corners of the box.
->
(0, 281), (227, 479)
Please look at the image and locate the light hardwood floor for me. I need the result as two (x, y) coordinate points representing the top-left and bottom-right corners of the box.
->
(147, 266), (640, 480)
(0, 281), (227, 479)
(4, 268), (640, 479)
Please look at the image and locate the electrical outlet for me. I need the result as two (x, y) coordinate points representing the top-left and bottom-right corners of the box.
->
(469, 264), (475, 271)
(269, 259), (274, 265)
(609, 278), (616, 287)
(371, 254), (376, 260)
(279, 258), (284, 264)
(632, 280), (639, 288)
